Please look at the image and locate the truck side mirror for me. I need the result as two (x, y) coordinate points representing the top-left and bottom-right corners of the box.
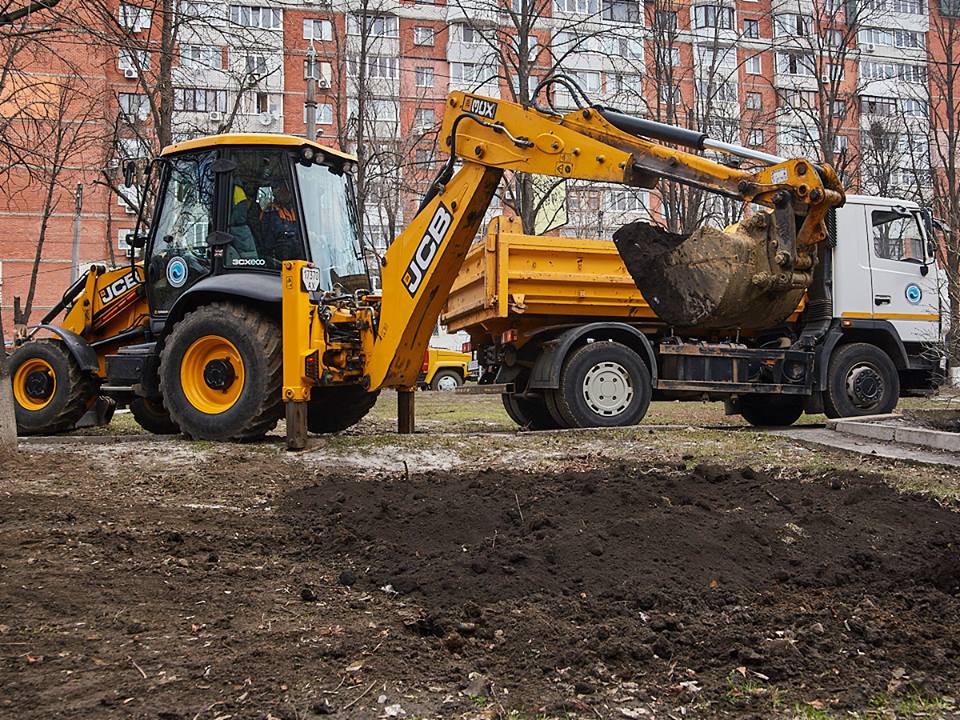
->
(123, 160), (136, 188)
(126, 232), (145, 249)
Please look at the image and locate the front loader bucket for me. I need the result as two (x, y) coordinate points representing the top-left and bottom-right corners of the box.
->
(613, 214), (809, 331)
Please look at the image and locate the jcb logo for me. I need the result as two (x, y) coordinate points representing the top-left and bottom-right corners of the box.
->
(402, 203), (453, 297)
(464, 95), (498, 121)
(99, 270), (139, 305)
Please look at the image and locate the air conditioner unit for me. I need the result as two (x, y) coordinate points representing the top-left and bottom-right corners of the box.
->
(318, 78), (330, 89)
(123, 67), (137, 79)
(208, 111), (223, 122)
(866, 43), (876, 53)
(258, 112), (273, 126)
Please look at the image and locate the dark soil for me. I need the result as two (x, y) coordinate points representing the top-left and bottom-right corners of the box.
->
(903, 409), (960, 433)
(2, 450), (960, 718)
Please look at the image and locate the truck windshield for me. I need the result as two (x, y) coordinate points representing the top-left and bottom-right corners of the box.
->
(295, 161), (368, 292)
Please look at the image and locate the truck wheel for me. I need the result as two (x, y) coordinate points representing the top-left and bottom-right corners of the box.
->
(501, 392), (561, 430)
(307, 386), (380, 433)
(739, 395), (804, 427)
(160, 302), (282, 441)
(130, 397), (181, 435)
(553, 341), (651, 428)
(431, 369), (462, 391)
(10, 340), (95, 435)
(824, 343), (900, 418)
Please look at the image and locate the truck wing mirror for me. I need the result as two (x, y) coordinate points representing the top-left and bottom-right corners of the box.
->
(210, 158), (238, 174)
(206, 230), (234, 247)
(123, 160), (136, 188)
(125, 232), (145, 249)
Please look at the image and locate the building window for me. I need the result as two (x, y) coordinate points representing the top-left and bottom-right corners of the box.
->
(119, 3), (151, 31)
(303, 103), (333, 125)
(303, 60), (331, 83)
(747, 129), (763, 146)
(348, 55), (398, 79)
(415, 66), (434, 87)
(834, 134), (848, 153)
(181, 44), (221, 70)
(607, 189), (647, 212)
(901, 98), (927, 116)
(553, 0), (599, 13)
(459, 24), (483, 44)
(823, 29), (843, 48)
(602, 0), (641, 23)
(118, 48), (150, 71)
(658, 83), (681, 104)
(858, 27), (925, 49)
(941, 0), (960, 15)
(696, 79), (738, 102)
(654, 10), (678, 30)
(245, 55), (267, 75)
(694, 5), (734, 29)
(303, 18), (332, 41)
(174, 87), (227, 112)
(773, 13), (811, 37)
(413, 26), (435, 46)
(250, 91), (279, 115)
(860, 95), (897, 116)
(228, 5), (281, 29)
(743, 18), (759, 38)
(414, 108), (435, 129)
(118, 92), (149, 121)
(347, 13), (399, 36)
(745, 92), (761, 109)
(776, 52), (815, 76)
(892, 0), (923, 12)
(745, 54), (761, 74)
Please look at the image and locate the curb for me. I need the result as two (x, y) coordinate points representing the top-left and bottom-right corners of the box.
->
(831, 417), (960, 453)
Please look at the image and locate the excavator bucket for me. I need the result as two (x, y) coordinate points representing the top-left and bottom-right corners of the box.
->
(613, 213), (809, 331)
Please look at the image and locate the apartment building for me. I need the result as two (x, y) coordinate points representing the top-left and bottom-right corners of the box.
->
(0, 0), (956, 334)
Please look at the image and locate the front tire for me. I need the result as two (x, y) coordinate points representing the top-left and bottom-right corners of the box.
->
(739, 394), (804, 427)
(10, 340), (95, 435)
(553, 341), (652, 428)
(823, 343), (899, 418)
(160, 302), (282, 441)
(430, 369), (462, 391)
(130, 397), (181, 435)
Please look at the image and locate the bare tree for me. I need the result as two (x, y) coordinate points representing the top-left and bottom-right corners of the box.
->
(920, 1), (960, 353)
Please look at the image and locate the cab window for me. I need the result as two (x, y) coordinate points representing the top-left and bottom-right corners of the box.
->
(226, 148), (305, 270)
(148, 151), (215, 312)
(872, 209), (925, 263)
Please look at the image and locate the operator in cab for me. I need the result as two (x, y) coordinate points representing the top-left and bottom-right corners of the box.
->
(260, 180), (300, 261)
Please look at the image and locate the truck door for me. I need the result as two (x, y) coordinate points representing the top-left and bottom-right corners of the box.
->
(867, 205), (941, 343)
(145, 150), (217, 314)
(831, 204), (876, 319)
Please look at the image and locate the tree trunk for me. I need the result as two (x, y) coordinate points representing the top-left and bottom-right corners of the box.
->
(0, 350), (16, 450)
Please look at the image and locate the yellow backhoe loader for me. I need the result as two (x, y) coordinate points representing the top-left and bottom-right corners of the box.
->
(8, 75), (844, 447)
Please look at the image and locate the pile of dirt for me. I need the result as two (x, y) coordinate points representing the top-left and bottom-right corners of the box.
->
(287, 462), (960, 709)
(902, 408), (960, 433)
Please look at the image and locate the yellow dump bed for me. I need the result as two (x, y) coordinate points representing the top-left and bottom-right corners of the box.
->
(443, 216), (660, 336)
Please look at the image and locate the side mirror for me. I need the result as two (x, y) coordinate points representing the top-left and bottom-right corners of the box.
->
(123, 160), (136, 188)
(126, 232), (145, 249)
(921, 263), (929, 277)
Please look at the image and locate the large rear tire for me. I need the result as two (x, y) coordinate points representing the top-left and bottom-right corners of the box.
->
(553, 341), (652, 428)
(823, 343), (900, 418)
(130, 397), (181, 435)
(160, 302), (282, 441)
(739, 394), (804, 427)
(307, 385), (380, 434)
(9, 340), (95, 435)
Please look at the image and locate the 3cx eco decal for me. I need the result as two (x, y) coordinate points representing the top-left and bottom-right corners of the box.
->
(463, 95), (498, 120)
(166, 257), (188, 288)
(905, 283), (922, 305)
(402, 203), (453, 296)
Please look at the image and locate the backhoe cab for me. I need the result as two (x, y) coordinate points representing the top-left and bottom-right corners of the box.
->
(8, 75), (844, 446)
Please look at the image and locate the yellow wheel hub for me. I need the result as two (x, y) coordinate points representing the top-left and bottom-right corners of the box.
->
(179, 335), (245, 415)
(13, 358), (56, 411)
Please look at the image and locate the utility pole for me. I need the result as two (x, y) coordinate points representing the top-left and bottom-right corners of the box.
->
(70, 183), (82, 282)
(304, 41), (318, 142)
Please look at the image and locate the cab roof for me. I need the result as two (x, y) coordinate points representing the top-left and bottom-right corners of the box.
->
(845, 193), (920, 209)
(159, 133), (357, 163)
